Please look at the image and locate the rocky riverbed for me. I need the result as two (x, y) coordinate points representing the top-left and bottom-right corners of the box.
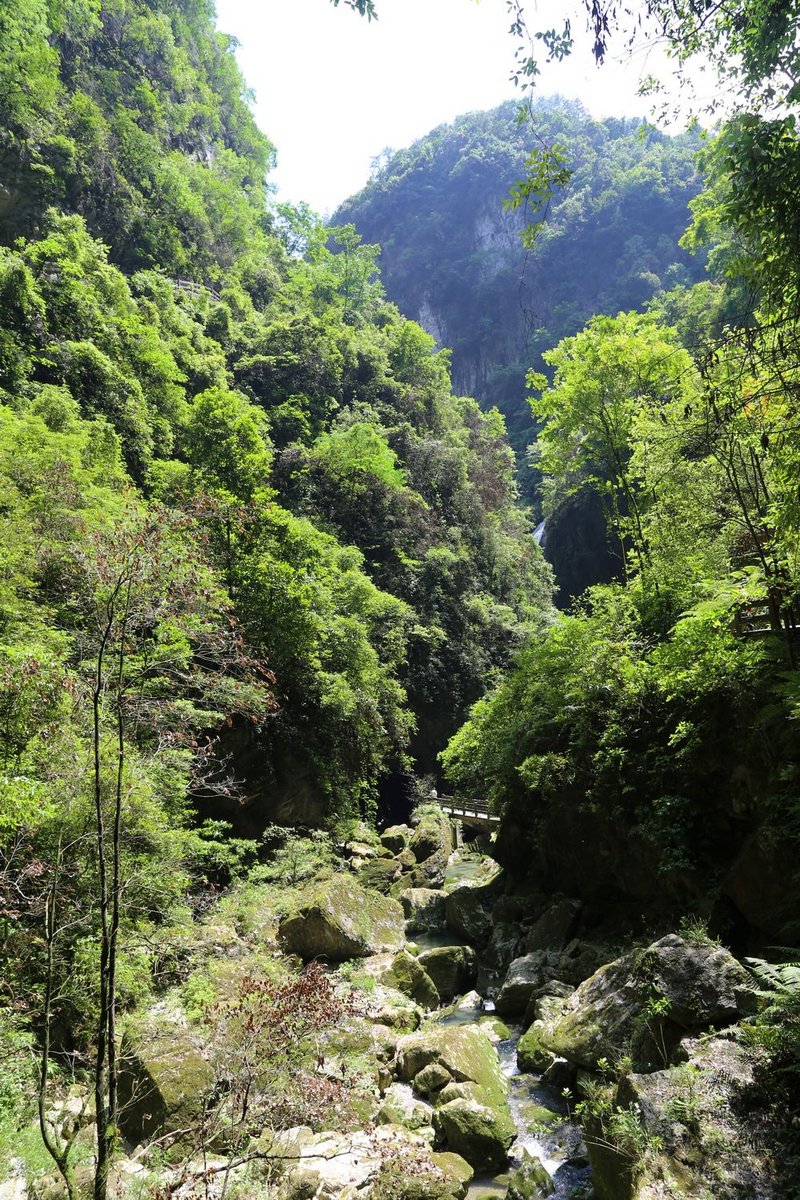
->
(15, 805), (796, 1200)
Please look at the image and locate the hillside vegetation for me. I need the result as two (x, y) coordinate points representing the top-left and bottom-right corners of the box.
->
(3, 1), (800, 1197)
(0, 3), (557, 1181)
(334, 98), (707, 476)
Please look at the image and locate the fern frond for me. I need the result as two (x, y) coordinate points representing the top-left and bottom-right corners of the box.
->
(745, 956), (800, 994)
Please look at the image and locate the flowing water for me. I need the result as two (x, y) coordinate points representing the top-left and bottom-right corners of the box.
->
(462, 1025), (592, 1198)
(408, 848), (591, 1196)
(426, 983), (591, 1195)
(443, 855), (494, 888)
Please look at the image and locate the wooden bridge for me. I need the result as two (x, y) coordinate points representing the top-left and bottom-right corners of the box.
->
(170, 277), (221, 303)
(733, 599), (799, 642)
(437, 796), (500, 828)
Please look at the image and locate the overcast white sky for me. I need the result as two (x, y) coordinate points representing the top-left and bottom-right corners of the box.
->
(214, 0), (693, 216)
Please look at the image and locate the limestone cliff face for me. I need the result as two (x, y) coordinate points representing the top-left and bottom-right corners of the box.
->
(334, 100), (704, 544)
(412, 202), (528, 407)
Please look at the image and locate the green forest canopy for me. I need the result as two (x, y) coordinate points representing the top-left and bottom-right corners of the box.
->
(333, 98), (707, 487)
(3, 0), (800, 1189)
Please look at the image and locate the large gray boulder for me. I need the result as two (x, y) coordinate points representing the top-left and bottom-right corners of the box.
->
(496, 954), (552, 1016)
(278, 877), (404, 961)
(444, 883), (496, 946)
(497, 950), (577, 1017)
(433, 1097), (516, 1172)
(399, 887), (447, 932)
(524, 897), (581, 953)
(541, 934), (754, 1070)
(417, 944), (477, 1002)
(117, 1004), (214, 1143)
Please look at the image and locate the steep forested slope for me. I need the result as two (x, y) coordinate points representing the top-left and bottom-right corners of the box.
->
(0, 0), (275, 278)
(0, 17), (559, 1160)
(0, 6), (560, 1183)
(334, 98), (706, 472)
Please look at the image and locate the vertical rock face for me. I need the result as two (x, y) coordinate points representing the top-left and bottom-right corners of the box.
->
(334, 100), (704, 465)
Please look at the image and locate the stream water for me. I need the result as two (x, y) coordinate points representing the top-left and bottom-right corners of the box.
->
(452, 1018), (591, 1200)
(443, 856), (491, 888)
(419, 851), (592, 1198)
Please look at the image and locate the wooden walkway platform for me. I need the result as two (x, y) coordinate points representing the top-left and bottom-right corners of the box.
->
(171, 277), (221, 302)
(437, 796), (500, 826)
(733, 599), (799, 641)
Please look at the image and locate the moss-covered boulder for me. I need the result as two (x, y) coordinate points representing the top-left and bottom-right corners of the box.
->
(396, 1025), (508, 1110)
(507, 1150), (555, 1198)
(278, 877), (404, 961)
(516, 1022), (555, 1074)
(381, 824), (412, 854)
(399, 887), (447, 932)
(433, 1098), (516, 1171)
(478, 1014), (512, 1042)
(346, 840), (388, 861)
(414, 1061), (453, 1095)
(383, 949), (440, 1010)
(542, 934), (754, 1070)
(369, 994), (423, 1031)
(410, 807), (454, 862)
(394, 848), (449, 892)
(417, 944), (477, 1001)
(358, 855), (407, 894)
(431, 1151), (474, 1194)
(437, 1080), (480, 1106)
(118, 1004), (214, 1143)
(378, 1083), (436, 1137)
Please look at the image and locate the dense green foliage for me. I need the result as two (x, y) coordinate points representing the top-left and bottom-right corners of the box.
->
(443, 168), (800, 946)
(334, 98), (705, 479)
(5, 0), (800, 1188)
(0, 0), (276, 278)
(0, 2), (557, 1173)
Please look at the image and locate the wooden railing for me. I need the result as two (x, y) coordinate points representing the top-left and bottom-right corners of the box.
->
(733, 600), (798, 640)
(171, 277), (221, 302)
(437, 795), (500, 824)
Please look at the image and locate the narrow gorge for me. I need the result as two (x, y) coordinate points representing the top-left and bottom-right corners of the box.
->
(2, 3), (800, 1199)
